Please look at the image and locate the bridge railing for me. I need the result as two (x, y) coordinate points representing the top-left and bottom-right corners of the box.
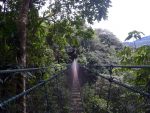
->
(81, 65), (150, 113)
(83, 65), (150, 96)
(0, 65), (70, 113)
(1, 64), (150, 113)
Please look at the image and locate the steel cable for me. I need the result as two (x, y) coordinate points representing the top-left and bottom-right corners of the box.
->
(81, 66), (150, 98)
(0, 69), (66, 108)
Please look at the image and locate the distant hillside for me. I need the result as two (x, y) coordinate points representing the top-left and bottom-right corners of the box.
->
(123, 35), (150, 48)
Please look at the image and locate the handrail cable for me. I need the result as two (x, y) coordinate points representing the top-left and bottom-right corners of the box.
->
(94, 65), (150, 68)
(0, 69), (66, 108)
(82, 66), (150, 98)
(0, 64), (71, 74)
(98, 73), (150, 97)
(0, 64), (149, 74)
(1, 64), (150, 109)
(0, 67), (47, 74)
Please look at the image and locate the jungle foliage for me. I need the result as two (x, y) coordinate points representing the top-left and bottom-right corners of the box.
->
(0, 0), (150, 113)
(78, 29), (122, 65)
(80, 33), (150, 113)
(0, 0), (112, 113)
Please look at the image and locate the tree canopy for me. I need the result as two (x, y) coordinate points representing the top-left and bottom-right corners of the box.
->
(79, 29), (122, 65)
(1, 1), (150, 113)
(0, 0), (111, 66)
(125, 30), (145, 41)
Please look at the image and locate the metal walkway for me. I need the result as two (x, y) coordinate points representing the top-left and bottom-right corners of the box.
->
(70, 72), (84, 113)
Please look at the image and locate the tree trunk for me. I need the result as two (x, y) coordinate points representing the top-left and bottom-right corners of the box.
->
(17, 0), (30, 113)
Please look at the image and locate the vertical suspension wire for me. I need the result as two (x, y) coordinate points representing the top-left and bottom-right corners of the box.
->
(0, 78), (7, 113)
(40, 70), (46, 113)
(58, 72), (63, 112)
(58, 68), (67, 112)
(48, 77), (53, 113)
(56, 68), (64, 111)
(144, 82), (150, 112)
(0, 102), (7, 113)
(42, 70), (51, 113)
(106, 66), (113, 112)
(44, 83), (50, 113)
(55, 72), (62, 113)
(54, 66), (59, 112)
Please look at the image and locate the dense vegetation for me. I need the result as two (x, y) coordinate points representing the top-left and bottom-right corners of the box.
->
(79, 29), (122, 65)
(79, 32), (150, 113)
(0, 0), (150, 113)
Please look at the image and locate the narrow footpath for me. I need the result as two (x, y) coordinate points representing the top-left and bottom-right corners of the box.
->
(70, 60), (84, 113)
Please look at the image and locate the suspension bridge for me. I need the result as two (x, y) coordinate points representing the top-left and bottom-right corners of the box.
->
(0, 60), (150, 113)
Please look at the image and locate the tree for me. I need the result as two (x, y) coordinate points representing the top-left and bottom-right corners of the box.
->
(79, 29), (122, 65)
(116, 46), (150, 112)
(45, 0), (111, 23)
(42, 0), (111, 63)
(95, 29), (122, 49)
(0, 0), (111, 64)
(125, 30), (145, 48)
(0, 0), (111, 112)
(17, 1), (31, 113)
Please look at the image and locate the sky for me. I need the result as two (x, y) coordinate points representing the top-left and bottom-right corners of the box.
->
(92, 0), (150, 42)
